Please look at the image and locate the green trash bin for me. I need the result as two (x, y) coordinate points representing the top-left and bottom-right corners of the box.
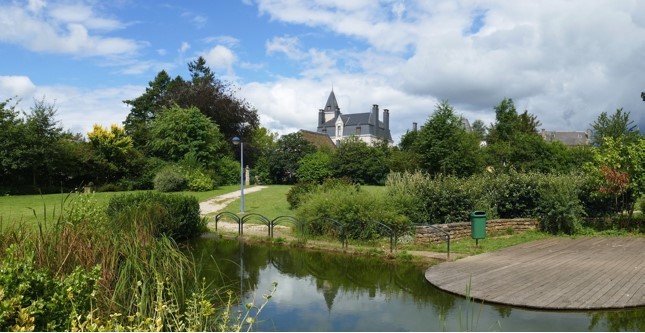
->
(470, 211), (486, 242)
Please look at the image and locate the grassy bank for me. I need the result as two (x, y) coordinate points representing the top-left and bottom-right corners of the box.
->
(0, 185), (239, 228)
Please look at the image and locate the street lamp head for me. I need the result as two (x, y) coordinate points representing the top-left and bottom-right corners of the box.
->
(232, 136), (241, 145)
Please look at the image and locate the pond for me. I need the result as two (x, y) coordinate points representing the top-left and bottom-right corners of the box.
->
(188, 237), (644, 332)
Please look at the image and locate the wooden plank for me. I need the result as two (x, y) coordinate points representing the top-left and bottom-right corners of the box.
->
(425, 237), (645, 310)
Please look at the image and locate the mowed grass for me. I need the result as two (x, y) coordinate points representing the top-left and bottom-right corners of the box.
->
(222, 185), (294, 220)
(0, 185), (241, 228)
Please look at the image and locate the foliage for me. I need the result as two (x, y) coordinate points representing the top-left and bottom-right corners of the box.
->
(0, 246), (101, 332)
(106, 191), (205, 241)
(331, 136), (389, 184)
(87, 124), (143, 184)
(214, 155), (240, 186)
(296, 151), (333, 183)
(590, 108), (640, 146)
(296, 185), (410, 241)
(124, 57), (260, 165)
(414, 100), (483, 177)
(387, 170), (591, 234)
(286, 182), (318, 209)
(584, 136), (645, 216)
(536, 175), (585, 234)
(148, 105), (227, 168)
(154, 167), (188, 192)
(265, 132), (316, 184)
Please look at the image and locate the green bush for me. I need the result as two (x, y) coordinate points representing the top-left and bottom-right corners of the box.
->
(0, 245), (101, 331)
(106, 192), (205, 241)
(286, 182), (318, 209)
(297, 186), (410, 241)
(386, 172), (478, 224)
(214, 156), (240, 186)
(184, 169), (215, 192)
(536, 175), (585, 234)
(154, 167), (188, 192)
(286, 178), (356, 209)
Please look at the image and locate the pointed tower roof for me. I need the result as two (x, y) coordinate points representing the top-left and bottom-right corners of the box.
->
(324, 89), (340, 112)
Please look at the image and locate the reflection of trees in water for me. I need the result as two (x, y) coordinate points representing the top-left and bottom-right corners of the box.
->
(188, 238), (457, 315)
(588, 308), (645, 331)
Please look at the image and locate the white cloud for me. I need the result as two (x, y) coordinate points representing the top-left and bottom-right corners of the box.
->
(266, 36), (303, 59)
(27, 0), (46, 13)
(0, 2), (140, 57)
(248, 0), (645, 140)
(203, 35), (240, 47)
(0, 76), (38, 98)
(0, 77), (144, 136)
(179, 41), (191, 53)
(203, 45), (237, 74)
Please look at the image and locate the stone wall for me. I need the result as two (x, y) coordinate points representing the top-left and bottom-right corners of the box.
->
(415, 218), (539, 245)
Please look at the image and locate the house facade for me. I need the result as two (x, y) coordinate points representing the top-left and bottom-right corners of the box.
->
(540, 129), (591, 146)
(316, 90), (393, 146)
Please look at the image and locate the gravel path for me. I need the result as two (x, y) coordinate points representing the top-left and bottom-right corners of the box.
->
(199, 186), (268, 215)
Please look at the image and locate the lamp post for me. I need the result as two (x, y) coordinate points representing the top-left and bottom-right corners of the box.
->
(232, 136), (244, 214)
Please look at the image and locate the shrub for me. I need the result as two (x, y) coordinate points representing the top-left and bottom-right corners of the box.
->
(297, 186), (410, 241)
(184, 169), (215, 192)
(154, 167), (188, 192)
(536, 175), (585, 235)
(106, 192), (205, 241)
(286, 177), (355, 209)
(286, 182), (318, 209)
(386, 172), (478, 224)
(214, 156), (240, 186)
(0, 245), (101, 331)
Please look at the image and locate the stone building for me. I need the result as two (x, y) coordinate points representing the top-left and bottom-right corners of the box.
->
(316, 90), (393, 146)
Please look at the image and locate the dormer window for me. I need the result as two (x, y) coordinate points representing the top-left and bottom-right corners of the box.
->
(337, 125), (342, 137)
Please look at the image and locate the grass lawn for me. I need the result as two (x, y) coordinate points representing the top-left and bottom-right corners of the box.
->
(410, 229), (554, 256)
(0, 185), (241, 228)
(221, 185), (294, 220)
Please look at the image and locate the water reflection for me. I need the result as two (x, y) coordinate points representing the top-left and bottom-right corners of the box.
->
(187, 238), (644, 332)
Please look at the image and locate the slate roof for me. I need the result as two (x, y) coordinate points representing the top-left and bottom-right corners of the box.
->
(325, 90), (340, 111)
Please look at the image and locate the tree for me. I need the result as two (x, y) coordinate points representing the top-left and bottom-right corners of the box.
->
(123, 70), (174, 150)
(265, 132), (316, 184)
(416, 100), (483, 177)
(471, 119), (487, 140)
(331, 136), (389, 185)
(22, 98), (64, 187)
(147, 105), (227, 168)
(484, 98), (558, 172)
(296, 151), (333, 183)
(123, 57), (260, 164)
(586, 136), (645, 217)
(0, 98), (25, 181)
(590, 108), (640, 146)
(87, 124), (142, 184)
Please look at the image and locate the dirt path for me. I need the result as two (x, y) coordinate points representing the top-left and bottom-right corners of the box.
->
(199, 186), (268, 215)
(198, 186), (455, 262)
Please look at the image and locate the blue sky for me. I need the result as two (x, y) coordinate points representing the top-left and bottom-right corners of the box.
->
(1, 0), (644, 142)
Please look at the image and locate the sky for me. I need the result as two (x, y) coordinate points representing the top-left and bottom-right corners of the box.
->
(1, 0), (644, 144)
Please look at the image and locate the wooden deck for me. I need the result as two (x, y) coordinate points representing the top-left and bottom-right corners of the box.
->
(425, 237), (645, 310)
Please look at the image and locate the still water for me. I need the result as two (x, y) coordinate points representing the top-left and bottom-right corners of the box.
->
(188, 238), (644, 332)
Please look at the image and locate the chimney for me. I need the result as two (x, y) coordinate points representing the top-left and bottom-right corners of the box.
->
(371, 104), (379, 135)
(412, 122), (417, 132)
(318, 109), (325, 126)
(383, 109), (389, 132)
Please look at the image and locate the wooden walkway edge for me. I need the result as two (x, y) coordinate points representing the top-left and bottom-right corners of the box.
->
(425, 237), (645, 310)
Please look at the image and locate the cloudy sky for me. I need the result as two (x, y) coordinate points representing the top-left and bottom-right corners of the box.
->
(1, 0), (644, 143)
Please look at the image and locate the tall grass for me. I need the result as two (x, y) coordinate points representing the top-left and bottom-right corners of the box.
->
(0, 191), (271, 331)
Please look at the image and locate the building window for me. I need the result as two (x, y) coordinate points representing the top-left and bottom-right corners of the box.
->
(355, 126), (361, 135)
(337, 125), (342, 137)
